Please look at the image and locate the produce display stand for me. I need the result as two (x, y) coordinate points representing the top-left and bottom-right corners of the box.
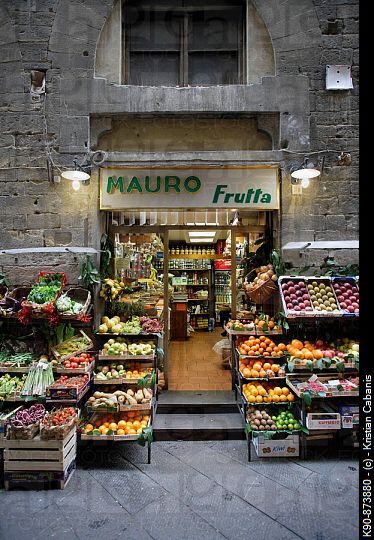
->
(80, 331), (161, 464)
(3, 427), (76, 490)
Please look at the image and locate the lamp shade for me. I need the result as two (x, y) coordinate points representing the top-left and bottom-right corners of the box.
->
(291, 168), (320, 180)
(61, 170), (90, 182)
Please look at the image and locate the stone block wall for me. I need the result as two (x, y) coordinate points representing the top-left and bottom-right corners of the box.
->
(0, 0), (359, 282)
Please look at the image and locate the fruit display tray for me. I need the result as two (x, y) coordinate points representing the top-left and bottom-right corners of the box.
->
(304, 277), (342, 317)
(98, 351), (155, 362)
(50, 330), (93, 362)
(279, 277), (316, 318)
(331, 277), (359, 316)
(286, 375), (359, 398)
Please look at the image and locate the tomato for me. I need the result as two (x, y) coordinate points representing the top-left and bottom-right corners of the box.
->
(71, 362), (78, 369)
(64, 362), (71, 368)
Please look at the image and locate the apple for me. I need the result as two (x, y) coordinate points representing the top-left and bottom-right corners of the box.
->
(282, 284), (288, 290)
(290, 294), (297, 300)
(354, 308), (359, 313)
(289, 287), (296, 294)
(324, 351), (333, 358)
(287, 303), (293, 309)
(298, 281), (305, 287)
(284, 295), (291, 302)
(340, 302), (347, 309)
(296, 290), (303, 297)
(299, 303), (305, 309)
(287, 281), (294, 287)
(352, 302), (359, 309)
(302, 294), (309, 300)
(337, 295), (345, 302)
(292, 299), (298, 305)
(342, 292), (350, 299)
(305, 306), (313, 311)
(304, 300), (311, 306)
(347, 306), (355, 313)
(293, 306), (301, 311)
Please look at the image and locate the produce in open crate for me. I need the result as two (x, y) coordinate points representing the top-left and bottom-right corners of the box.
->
(0, 374), (27, 400)
(286, 338), (359, 369)
(254, 314), (282, 334)
(40, 407), (78, 440)
(288, 374), (359, 397)
(280, 278), (313, 313)
(243, 382), (295, 404)
(83, 412), (150, 436)
(225, 319), (255, 332)
(246, 407), (301, 432)
(51, 331), (92, 361)
(332, 279), (359, 314)
(21, 356), (54, 397)
(237, 335), (286, 358)
(7, 404), (46, 439)
(61, 352), (95, 370)
(87, 387), (153, 409)
(0, 352), (35, 368)
(239, 358), (285, 379)
(306, 280), (340, 313)
(48, 374), (89, 390)
(95, 364), (152, 381)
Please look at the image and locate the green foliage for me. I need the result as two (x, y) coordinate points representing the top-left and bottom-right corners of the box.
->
(79, 255), (101, 292)
(108, 300), (146, 319)
(0, 274), (10, 287)
(100, 234), (113, 279)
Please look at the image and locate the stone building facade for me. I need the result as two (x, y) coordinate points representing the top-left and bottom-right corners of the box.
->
(0, 0), (359, 283)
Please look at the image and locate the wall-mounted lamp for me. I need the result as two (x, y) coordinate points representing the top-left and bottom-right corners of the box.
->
(61, 169), (90, 191)
(61, 158), (91, 190)
(289, 157), (324, 189)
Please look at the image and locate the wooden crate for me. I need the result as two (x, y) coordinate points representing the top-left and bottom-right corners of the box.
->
(4, 427), (76, 473)
(4, 460), (75, 490)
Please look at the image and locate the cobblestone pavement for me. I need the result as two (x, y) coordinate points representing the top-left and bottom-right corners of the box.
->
(0, 440), (359, 540)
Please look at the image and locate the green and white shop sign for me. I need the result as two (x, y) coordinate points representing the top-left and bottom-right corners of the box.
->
(100, 166), (279, 210)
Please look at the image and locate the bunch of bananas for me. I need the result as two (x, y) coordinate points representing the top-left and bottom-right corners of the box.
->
(100, 278), (126, 301)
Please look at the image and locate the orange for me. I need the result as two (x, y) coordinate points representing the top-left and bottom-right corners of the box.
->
(109, 423), (118, 431)
(251, 370), (260, 378)
(258, 347), (265, 354)
(278, 343), (286, 351)
(273, 387), (282, 396)
(271, 364), (280, 373)
(263, 352), (270, 357)
(117, 420), (127, 429)
(133, 421), (141, 428)
(292, 339), (303, 350)
(282, 387), (290, 396)
(126, 421), (133, 427)
(258, 387), (267, 396)
(279, 394), (288, 402)
(142, 415), (150, 422)
(268, 388), (274, 395)
(259, 369), (267, 378)
(242, 367), (252, 378)
(117, 429), (125, 435)
(266, 346), (273, 353)
(287, 394), (295, 402)
(128, 428), (137, 435)
(101, 427), (109, 435)
(85, 424), (94, 432)
(253, 362), (262, 372)
(254, 338), (260, 345)
(313, 349), (323, 359)
(127, 411), (136, 418)
(103, 422), (110, 428)
(268, 321), (275, 329)
(260, 336), (266, 342)
(248, 395), (256, 403)
(263, 362), (272, 370)
(140, 420), (147, 426)
(264, 338), (271, 345)
(272, 394), (280, 402)
(251, 388), (259, 396)
(255, 395), (263, 403)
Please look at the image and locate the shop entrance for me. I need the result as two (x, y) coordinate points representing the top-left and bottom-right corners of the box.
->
(107, 212), (276, 392)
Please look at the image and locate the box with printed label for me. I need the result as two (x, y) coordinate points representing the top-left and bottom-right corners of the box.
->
(306, 412), (341, 430)
(253, 433), (299, 457)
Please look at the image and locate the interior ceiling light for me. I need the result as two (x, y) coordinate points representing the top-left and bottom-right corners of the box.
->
(188, 231), (216, 237)
(189, 238), (215, 243)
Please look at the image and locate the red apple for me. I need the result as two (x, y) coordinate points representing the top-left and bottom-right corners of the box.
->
(293, 305), (301, 311)
(290, 294), (297, 300)
(354, 308), (359, 313)
(340, 302), (347, 309)
(287, 303), (293, 309)
(299, 303), (305, 309)
(304, 300), (311, 306)
(289, 287), (296, 294)
(284, 296), (291, 302)
(347, 306), (355, 313)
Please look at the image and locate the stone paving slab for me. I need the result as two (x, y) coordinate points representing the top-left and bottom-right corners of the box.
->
(0, 440), (359, 540)
(158, 391), (236, 405)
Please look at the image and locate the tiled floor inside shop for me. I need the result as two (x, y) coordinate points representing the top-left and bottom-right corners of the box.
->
(168, 328), (232, 391)
(0, 440), (359, 540)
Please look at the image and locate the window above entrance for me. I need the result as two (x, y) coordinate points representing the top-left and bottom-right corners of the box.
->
(122, 0), (245, 86)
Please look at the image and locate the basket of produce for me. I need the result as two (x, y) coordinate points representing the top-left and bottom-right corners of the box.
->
(50, 330), (93, 362)
(56, 288), (91, 318)
(331, 277), (359, 316)
(7, 404), (46, 440)
(5, 287), (32, 311)
(22, 272), (66, 312)
(243, 264), (278, 304)
(40, 407), (78, 440)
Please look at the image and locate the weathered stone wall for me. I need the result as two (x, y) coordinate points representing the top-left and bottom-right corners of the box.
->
(0, 0), (359, 282)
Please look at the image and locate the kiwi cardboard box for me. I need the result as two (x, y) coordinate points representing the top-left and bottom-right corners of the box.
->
(253, 433), (299, 457)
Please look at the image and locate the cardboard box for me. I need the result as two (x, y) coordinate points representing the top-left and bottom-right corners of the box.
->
(253, 433), (299, 457)
(306, 412), (341, 430)
(341, 415), (353, 429)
